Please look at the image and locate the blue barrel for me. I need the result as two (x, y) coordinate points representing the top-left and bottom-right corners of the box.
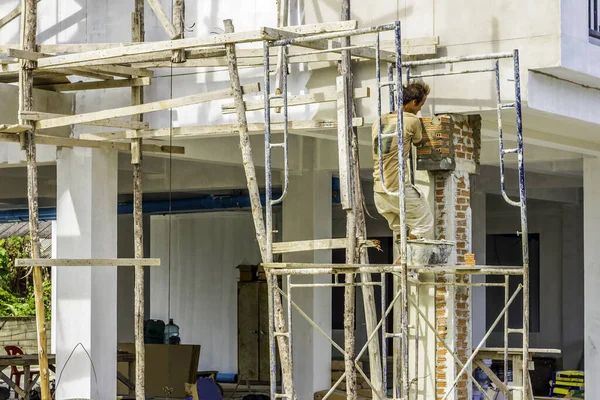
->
(215, 373), (238, 383)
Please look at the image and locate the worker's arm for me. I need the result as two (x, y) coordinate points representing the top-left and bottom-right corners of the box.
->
(405, 117), (423, 146)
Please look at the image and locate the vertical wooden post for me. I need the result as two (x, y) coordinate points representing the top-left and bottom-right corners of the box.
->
(171, 0), (185, 63)
(222, 19), (296, 399)
(131, 2), (145, 400)
(19, 0), (51, 399)
(337, 1), (384, 398)
(337, 3), (358, 395)
(274, 0), (289, 113)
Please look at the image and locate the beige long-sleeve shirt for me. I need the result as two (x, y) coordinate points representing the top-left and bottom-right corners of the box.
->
(372, 111), (423, 193)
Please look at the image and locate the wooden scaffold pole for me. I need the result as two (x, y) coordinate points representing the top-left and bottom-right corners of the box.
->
(131, 1), (145, 399)
(338, 0), (357, 397)
(19, 0), (51, 398)
(222, 18), (297, 398)
(338, 0), (383, 398)
(341, 0), (384, 396)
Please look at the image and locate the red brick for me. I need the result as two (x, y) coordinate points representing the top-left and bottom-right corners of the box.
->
(457, 197), (467, 204)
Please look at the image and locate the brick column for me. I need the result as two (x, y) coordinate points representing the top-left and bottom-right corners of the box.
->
(419, 115), (481, 400)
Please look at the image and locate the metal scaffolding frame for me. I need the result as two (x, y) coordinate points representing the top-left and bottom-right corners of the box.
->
(261, 20), (530, 400)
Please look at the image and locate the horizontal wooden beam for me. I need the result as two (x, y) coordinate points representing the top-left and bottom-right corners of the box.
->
(221, 86), (370, 114)
(131, 45), (436, 69)
(35, 82), (261, 130)
(15, 258), (161, 267)
(272, 238), (379, 254)
(36, 29), (286, 68)
(53, 67), (115, 80)
(79, 118), (365, 141)
(0, 124), (32, 133)
(31, 22), (358, 54)
(22, 111), (149, 130)
(35, 76), (151, 91)
(0, 46), (46, 60)
(282, 21), (357, 34)
(35, 22), (360, 69)
(0, 133), (185, 154)
(77, 64), (154, 78)
(32, 47), (229, 69)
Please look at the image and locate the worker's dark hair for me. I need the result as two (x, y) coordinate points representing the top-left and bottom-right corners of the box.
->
(402, 80), (430, 106)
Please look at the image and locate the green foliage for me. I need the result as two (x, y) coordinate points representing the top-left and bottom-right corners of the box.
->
(0, 235), (51, 319)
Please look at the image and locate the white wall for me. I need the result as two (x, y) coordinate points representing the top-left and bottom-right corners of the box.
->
(149, 212), (262, 373)
(303, 0), (561, 118)
(561, 0), (600, 79)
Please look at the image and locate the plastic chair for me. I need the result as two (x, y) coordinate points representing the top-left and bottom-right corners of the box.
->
(4, 346), (40, 392)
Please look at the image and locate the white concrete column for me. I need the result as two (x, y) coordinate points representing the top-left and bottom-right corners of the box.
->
(584, 158), (600, 392)
(54, 147), (118, 400)
(282, 138), (332, 400)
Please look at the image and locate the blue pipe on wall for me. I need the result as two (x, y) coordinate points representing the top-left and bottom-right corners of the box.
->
(0, 193), (280, 223)
(0, 179), (342, 223)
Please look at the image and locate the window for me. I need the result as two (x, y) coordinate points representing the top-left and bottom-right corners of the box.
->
(590, 0), (600, 39)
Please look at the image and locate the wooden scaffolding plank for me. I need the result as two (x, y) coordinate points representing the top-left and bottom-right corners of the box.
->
(77, 64), (154, 78)
(272, 238), (379, 254)
(0, 133), (184, 154)
(35, 82), (261, 129)
(260, 27), (396, 62)
(22, 111), (149, 130)
(15, 258), (161, 267)
(0, 124), (32, 133)
(36, 29), (287, 69)
(30, 22), (357, 54)
(0, 46), (46, 60)
(79, 118), (365, 141)
(35, 22), (360, 69)
(35, 76), (151, 92)
(221, 87), (370, 114)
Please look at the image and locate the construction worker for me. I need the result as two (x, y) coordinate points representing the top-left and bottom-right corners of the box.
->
(371, 80), (434, 246)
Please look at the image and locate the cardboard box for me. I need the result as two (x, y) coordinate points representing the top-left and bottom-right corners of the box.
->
(117, 343), (200, 398)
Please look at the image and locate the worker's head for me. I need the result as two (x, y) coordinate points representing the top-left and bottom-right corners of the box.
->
(402, 80), (430, 114)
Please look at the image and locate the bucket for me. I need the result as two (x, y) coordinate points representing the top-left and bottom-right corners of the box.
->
(402, 239), (455, 266)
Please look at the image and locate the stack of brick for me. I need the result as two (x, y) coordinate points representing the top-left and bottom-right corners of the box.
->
(419, 114), (481, 400)
(0, 317), (51, 354)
